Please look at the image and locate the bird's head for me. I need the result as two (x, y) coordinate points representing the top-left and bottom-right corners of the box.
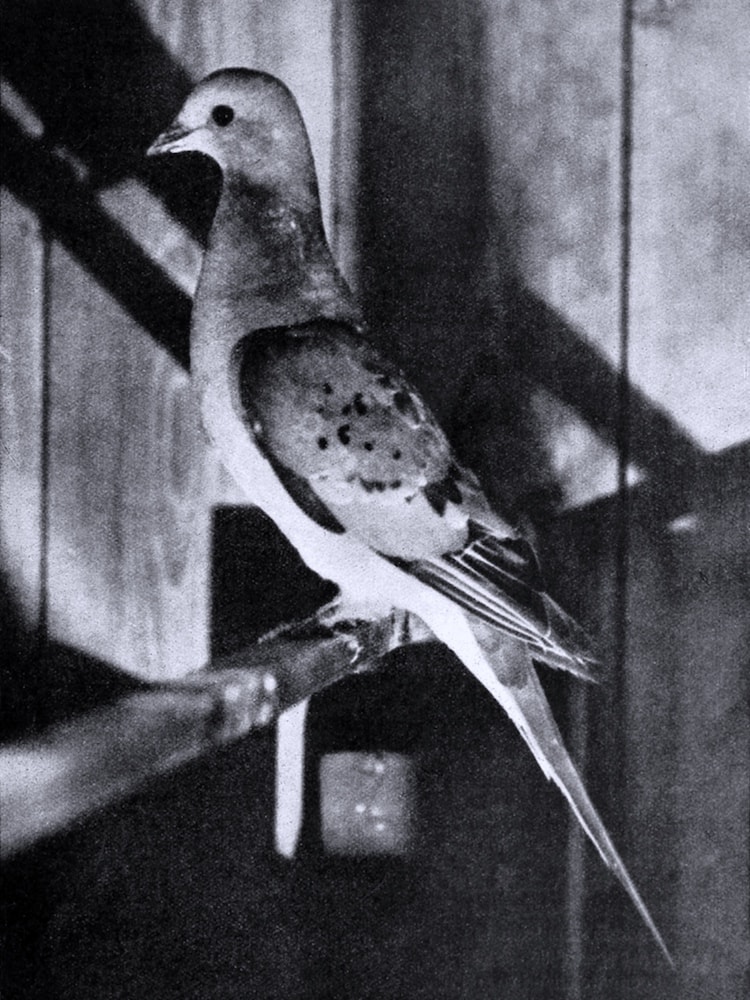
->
(147, 68), (317, 199)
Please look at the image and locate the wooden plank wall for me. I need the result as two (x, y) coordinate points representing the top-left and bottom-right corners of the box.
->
(0, 190), (45, 653)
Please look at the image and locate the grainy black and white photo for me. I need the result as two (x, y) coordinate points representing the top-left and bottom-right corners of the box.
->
(1, 2), (748, 998)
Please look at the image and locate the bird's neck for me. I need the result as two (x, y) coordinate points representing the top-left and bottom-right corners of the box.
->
(191, 174), (359, 386)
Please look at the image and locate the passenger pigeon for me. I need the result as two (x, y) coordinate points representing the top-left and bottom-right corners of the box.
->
(148, 68), (671, 963)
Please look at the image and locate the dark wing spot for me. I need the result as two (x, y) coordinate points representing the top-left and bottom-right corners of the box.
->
(423, 472), (463, 516)
(390, 480), (402, 489)
(323, 382), (333, 395)
(423, 482), (447, 516)
(353, 393), (368, 415)
(317, 436), (328, 450)
(361, 358), (397, 390)
(337, 425), (351, 445)
(341, 404), (352, 416)
(393, 449), (402, 460)
(360, 478), (387, 493)
(364, 441), (374, 452)
(443, 476), (463, 505)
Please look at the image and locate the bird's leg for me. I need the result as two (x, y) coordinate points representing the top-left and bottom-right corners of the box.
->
(317, 600), (435, 668)
(258, 596), (433, 668)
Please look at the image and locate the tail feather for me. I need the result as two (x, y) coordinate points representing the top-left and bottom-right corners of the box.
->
(447, 616), (674, 967)
(510, 665), (673, 966)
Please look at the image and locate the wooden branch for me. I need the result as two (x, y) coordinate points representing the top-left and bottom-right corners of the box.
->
(0, 614), (431, 859)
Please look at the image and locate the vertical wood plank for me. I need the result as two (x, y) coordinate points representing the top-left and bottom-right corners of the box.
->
(625, 4), (750, 995)
(669, 503), (749, 1000)
(479, 0), (625, 508)
(631, 1), (750, 452)
(0, 190), (45, 646)
(329, 0), (362, 291)
(619, 518), (680, 998)
(481, 1), (623, 355)
(358, 0), (489, 422)
(542, 501), (627, 996)
(45, 243), (212, 678)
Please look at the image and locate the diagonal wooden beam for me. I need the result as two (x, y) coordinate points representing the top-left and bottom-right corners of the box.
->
(1, 113), (191, 369)
(492, 279), (707, 513)
(1, 0), (217, 240)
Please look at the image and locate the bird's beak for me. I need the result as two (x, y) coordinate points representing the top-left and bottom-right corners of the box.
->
(146, 120), (194, 156)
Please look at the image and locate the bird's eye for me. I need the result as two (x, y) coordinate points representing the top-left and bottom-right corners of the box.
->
(211, 105), (234, 127)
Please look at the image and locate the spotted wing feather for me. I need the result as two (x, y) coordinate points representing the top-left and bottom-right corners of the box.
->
(235, 319), (477, 559)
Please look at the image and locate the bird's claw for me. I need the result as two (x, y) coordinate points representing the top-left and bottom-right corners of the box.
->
(325, 607), (434, 672)
(259, 601), (433, 674)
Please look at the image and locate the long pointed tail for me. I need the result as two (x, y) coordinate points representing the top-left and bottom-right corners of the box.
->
(441, 614), (674, 966)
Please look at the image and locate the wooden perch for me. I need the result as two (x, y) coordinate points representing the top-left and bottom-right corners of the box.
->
(0, 613), (431, 859)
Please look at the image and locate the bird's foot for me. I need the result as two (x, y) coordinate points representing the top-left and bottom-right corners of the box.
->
(258, 600), (433, 672)
(318, 601), (434, 669)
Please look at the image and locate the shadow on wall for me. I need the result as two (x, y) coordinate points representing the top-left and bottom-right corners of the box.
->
(0, 581), (145, 740)
(2, 0), (218, 233)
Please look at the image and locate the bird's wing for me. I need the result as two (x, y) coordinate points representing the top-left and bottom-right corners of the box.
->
(235, 319), (596, 678)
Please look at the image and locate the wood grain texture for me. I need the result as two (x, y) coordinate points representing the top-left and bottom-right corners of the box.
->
(45, 242), (212, 677)
(0, 190), (45, 640)
(478, 0), (625, 509)
(357, 0), (489, 416)
(631, 0), (750, 451)
(667, 469), (749, 1000)
(616, 519), (680, 998)
(480, 1), (622, 354)
(541, 502), (624, 995)
(329, 0), (361, 292)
